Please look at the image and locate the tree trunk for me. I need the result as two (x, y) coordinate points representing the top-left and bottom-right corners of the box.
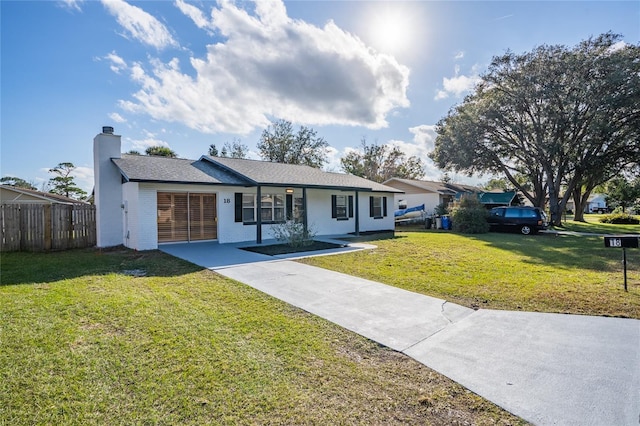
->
(549, 197), (562, 226)
(572, 187), (592, 222)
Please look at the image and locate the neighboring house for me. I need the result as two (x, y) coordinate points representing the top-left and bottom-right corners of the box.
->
(383, 178), (481, 215)
(93, 127), (401, 250)
(564, 193), (607, 213)
(585, 194), (608, 213)
(0, 185), (87, 205)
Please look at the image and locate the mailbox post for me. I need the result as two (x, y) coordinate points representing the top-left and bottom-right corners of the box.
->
(604, 236), (639, 292)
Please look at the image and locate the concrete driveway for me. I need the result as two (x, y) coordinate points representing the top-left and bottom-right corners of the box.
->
(161, 241), (640, 426)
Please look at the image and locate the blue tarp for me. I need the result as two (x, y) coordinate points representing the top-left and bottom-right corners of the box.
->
(394, 204), (425, 217)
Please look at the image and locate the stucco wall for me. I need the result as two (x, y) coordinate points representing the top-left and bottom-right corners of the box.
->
(122, 182), (138, 249)
(93, 132), (123, 248)
(120, 183), (396, 250)
(357, 192), (395, 232)
(306, 189), (356, 236)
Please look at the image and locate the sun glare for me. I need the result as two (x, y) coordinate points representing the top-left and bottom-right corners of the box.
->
(366, 5), (417, 57)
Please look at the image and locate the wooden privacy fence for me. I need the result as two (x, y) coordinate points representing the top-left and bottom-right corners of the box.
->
(1, 203), (96, 252)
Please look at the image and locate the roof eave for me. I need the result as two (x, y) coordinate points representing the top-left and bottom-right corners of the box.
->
(124, 178), (254, 187)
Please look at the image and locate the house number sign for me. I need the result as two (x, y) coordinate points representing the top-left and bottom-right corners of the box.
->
(604, 236), (639, 292)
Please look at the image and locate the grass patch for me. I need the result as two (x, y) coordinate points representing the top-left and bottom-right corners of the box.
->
(300, 230), (640, 318)
(0, 248), (524, 425)
(242, 240), (344, 256)
(556, 214), (640, 234)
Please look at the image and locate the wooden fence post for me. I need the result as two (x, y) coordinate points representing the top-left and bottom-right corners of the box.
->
(44, 204), (52, 251)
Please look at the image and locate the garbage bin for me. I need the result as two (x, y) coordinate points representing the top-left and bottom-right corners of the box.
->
(425, 217), (432, 229)
(441, 215), (450, 230)
(435, 216), (442, 229)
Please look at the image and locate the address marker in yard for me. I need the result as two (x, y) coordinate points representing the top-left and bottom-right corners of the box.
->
(604, 236), (639, 292)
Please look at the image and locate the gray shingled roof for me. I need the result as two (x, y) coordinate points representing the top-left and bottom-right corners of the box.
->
(113, 155), (249, 185)
(111, 154), (401, 193)
(384, 178), (481, 195)
(206, 156), (401, 192)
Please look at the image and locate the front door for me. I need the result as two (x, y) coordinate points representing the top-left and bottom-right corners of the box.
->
(189, 193), (217, 241)
(157, 192), (217, 243)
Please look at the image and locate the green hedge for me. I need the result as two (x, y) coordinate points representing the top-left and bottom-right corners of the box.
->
(599, 212), (640, 224)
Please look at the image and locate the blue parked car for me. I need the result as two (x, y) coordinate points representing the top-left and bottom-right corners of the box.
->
(487, 206), (548, 235)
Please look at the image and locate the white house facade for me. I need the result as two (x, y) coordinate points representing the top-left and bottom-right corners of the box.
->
(93, 127), (400, 250)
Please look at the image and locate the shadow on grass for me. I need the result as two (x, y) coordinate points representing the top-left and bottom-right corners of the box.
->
(395, 225), (639, 273)
(466, 232), (640, 272)
(0, 247), (202, 286)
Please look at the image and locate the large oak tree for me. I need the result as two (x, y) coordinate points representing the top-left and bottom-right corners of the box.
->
(430, 33), (640, 225)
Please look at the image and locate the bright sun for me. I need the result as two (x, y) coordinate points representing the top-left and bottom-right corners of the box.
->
(366, 5), (416, 56)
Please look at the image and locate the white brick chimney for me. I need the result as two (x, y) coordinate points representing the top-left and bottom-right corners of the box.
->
(93, 126), (123, 247)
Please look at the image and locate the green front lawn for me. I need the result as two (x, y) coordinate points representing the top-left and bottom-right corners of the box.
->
(557, 214), (640, 234)
(302, 230), (640, 318)
(0, 249), (523, 425)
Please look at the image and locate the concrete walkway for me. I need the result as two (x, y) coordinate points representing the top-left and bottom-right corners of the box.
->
(161, 241), (640, 426)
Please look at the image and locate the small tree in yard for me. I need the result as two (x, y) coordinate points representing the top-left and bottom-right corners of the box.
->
(270, 221), (316, 248)
(48, 162), (87, 200)
(451, 195), (489, 234)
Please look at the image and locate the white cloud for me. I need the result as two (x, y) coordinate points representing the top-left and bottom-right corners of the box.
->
(434, 90), (449, 101)
(358, 125), (437, 180)
(108, 112), (127, 123)
(609, 40), (627, 52)
(434, 64), (481, 100)
(409, 124), (437, 150)
(104, 51), (128, 73)
(174, 0), (215, 34)
(71, 166), (95, 193)
(40, 165), (95, 194)
(101, 0), (178, 49)
(442, 74), (480, 96)
(59, 0), (83, 12)
(124, 136), (172, 153)
(116, 0), (410, 134)
(324, 146), (343, 173)
(454, 51), (464, 60)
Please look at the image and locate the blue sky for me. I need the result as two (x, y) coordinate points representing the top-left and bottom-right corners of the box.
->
(2, 1), (638, 194)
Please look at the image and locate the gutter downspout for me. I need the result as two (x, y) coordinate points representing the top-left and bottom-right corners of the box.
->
(256, 185), (262, 244)
(354, 190), (360, 236)
(302, 187), (308, 236)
